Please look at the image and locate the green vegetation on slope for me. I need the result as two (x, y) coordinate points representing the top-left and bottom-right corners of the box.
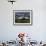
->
(15, 18), (30, 23)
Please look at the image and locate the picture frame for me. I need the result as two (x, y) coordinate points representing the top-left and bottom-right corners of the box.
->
(13, 10), (33, 25)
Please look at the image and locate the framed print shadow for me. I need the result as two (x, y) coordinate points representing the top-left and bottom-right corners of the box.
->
(13, 10), (33, 25)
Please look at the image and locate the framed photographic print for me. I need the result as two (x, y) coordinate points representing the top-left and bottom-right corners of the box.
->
(13, 10), (33, 25)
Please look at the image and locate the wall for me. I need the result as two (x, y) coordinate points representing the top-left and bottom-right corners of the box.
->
(0, 0), (46, 42)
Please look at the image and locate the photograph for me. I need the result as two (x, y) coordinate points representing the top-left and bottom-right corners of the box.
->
(13, 10), (32, 25)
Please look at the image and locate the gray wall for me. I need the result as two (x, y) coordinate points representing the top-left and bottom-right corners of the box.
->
(0, 0), (46, 42)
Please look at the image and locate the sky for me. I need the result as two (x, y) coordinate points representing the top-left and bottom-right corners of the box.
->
(15, 12), (30, 17)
